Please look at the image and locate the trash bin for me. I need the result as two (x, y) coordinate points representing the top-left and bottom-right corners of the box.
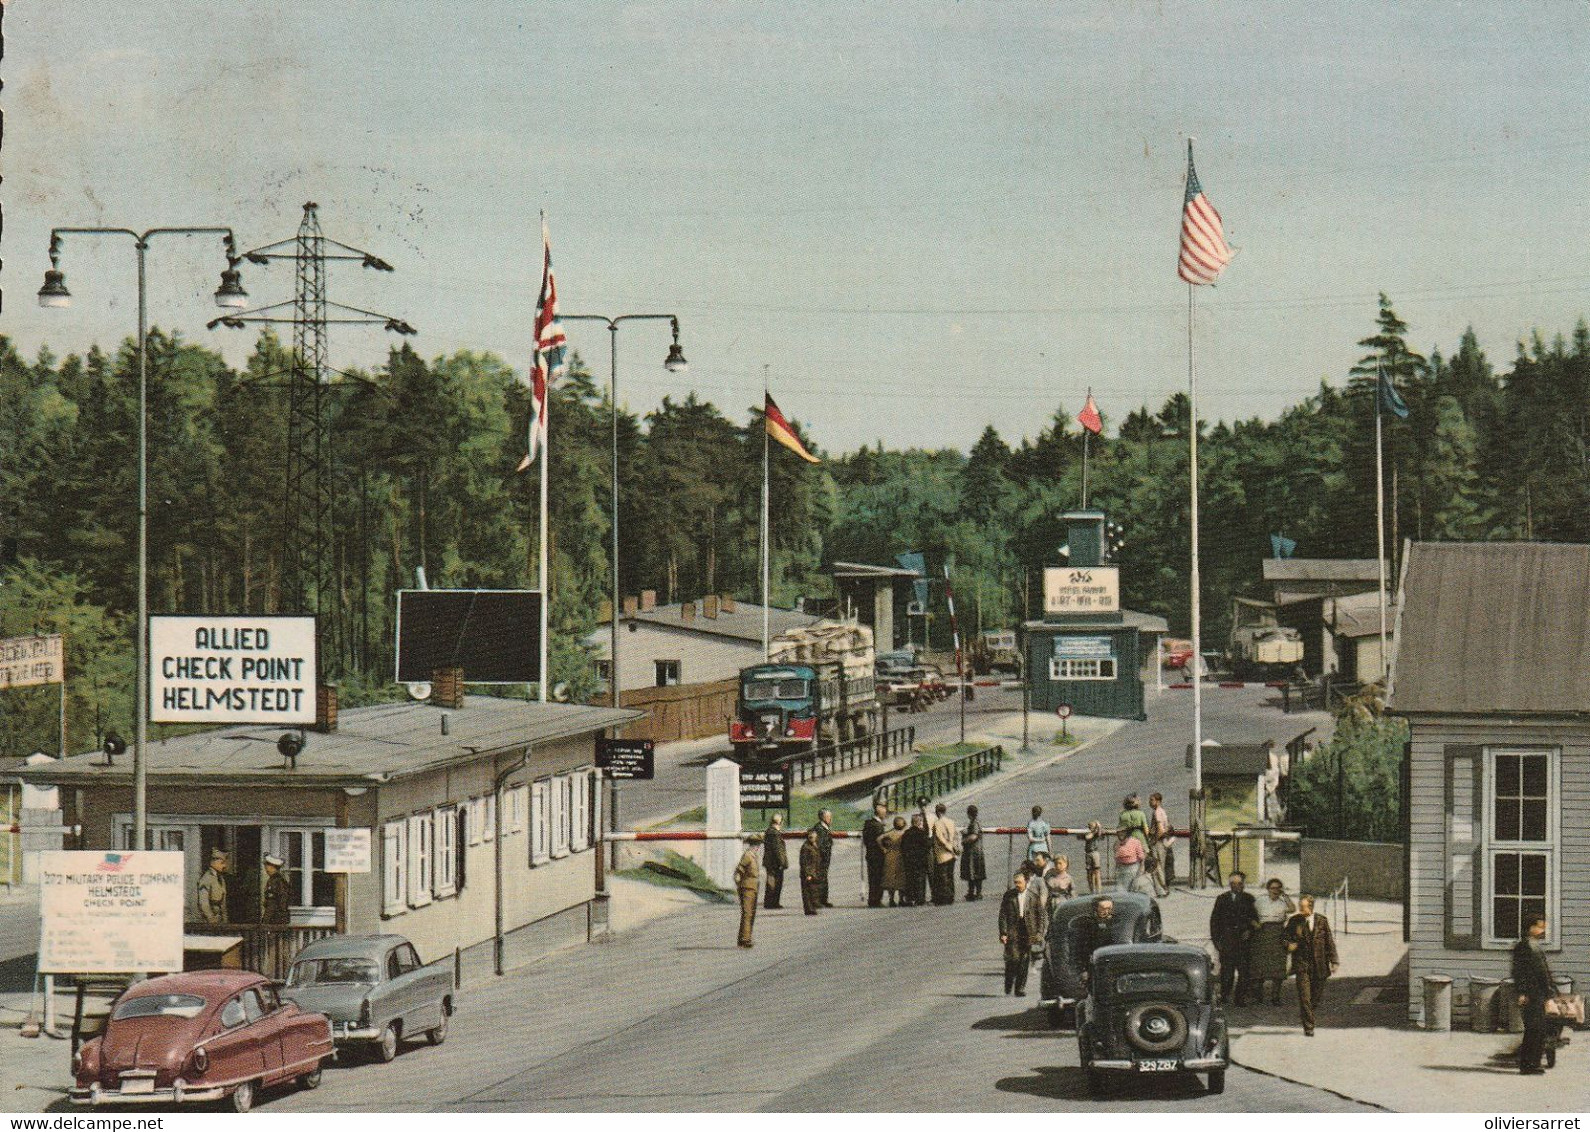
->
(1469, 976), (1501, 1033)
(1422, 974), (1453, 1031)
(1500, 978), (1524, 1033)
(1553, 976), (1575, 996)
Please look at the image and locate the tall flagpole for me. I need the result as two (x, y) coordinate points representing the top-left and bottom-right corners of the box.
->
(1082, 386), (1092, 509)
(1188, 281), (1203, 798)
(537, 213), (550, 703)
(762, 367), (771, 660)
(1375, 358), (1389, 680)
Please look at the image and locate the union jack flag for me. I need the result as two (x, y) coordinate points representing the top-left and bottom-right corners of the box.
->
(1178, 145), (1234, 286)
(518, 219), (567, 472)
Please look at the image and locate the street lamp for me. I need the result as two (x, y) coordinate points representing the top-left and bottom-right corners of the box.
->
(560, 314), (687, 716)
(39, 225), (244, 850)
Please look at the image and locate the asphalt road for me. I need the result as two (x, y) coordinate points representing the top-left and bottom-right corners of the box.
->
(264, 685), (1362, 1113)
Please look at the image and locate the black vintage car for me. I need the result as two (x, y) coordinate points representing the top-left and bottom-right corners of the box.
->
(1076, 943), (1229, 1096)
(1039, 891), (1164, 1026)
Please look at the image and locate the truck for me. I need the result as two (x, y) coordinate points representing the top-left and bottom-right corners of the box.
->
(970, 629), (1021, 675)
(1229, 597), (1304, 681)
(729, 620), (878, 762)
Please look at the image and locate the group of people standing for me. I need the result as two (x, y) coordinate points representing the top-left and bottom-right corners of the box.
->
(861, 797), (969, 907)
(1209, 871), (1339, 1035)
(196, 846), (292, 926)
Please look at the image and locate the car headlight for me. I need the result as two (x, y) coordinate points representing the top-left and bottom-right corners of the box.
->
(189, 1046), (209, 1075)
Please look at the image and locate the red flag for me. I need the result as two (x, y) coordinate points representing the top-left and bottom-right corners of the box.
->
(1178, 144), (1234, 286)
(765, 394), (820, 464)
(1077, 393), (1103, 435)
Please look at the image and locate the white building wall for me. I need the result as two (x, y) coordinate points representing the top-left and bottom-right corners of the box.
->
(594, 622), (766, 693)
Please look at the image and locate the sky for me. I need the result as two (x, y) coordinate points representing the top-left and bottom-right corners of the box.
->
(5, 1), (1590, 455)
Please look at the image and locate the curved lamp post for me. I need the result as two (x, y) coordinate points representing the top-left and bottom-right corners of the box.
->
(40, 226), (245, 850)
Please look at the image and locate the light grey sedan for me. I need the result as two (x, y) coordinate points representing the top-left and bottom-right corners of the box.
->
(281, 934), (455, 1062)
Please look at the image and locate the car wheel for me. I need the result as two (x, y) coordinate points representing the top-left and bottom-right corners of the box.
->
(1206, 1069), (1226, 1095)
(298, 1064), (323, 1090)
(228, 1080), (255, 1113)
(427, 1012), (448, 1046)
(1124, 1001), (1188, 1054)
(375, 1023), (399, 1063)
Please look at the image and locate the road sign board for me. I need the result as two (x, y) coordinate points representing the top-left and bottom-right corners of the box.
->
(738, 765), (790, 808)
(1056, 703), (1073, 719)
(596, 738), (655, 780)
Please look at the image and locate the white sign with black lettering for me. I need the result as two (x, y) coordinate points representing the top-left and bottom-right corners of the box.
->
(1043, 566), (1120, 615)
(39, 850), (185, 974)
(323, 828), (372, 873)
(0, 633), (64, 689)
(150, 615), (317, 724)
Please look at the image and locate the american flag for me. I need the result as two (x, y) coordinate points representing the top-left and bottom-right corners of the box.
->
(518, 219), (567, 472)
(1178, 145), (1233, 286)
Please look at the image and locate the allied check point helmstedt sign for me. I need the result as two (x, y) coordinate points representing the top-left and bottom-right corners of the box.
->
(150, 615), (317, 724)
(39, 850), (185, 974)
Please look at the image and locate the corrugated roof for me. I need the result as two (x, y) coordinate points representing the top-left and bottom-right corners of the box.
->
(17, 696), (642, 788)
(591, 601), (818, 645)
(1389, 542), (1590, 715)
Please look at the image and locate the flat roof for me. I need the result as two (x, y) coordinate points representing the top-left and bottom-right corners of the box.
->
(828, 561), (924, 578)
(1262, 558), (1384, 583)
(590, 600), (817, 645)
(18, 695), (642, 789)
(1390, 541), (1590, 715)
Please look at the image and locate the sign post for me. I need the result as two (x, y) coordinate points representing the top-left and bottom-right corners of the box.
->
(1042, 566), (1121, 616)
(1056, 702), (1073, 743)
(595, 738), (655, 780)
(39, 850), (184, 974)
(737, 765), (791, 810)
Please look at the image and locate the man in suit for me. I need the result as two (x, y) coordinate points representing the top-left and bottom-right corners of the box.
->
(1077, 895), (1117, 983)
(1283, 894), (1339, 1035)
(1209, 871), (1259, 1005)
(762, 814), (788, 909)
(862, 803), (889, 907)
(998, 872), (1049, 995)
(799, 831), (822, 915)
(930, 803), (959, 905)
(812, 810), (834, 907)
(733, 835), (762, 948)
(1512, 915), (1555, 1074)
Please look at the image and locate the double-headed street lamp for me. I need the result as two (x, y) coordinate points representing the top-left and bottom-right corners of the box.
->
(559, 315), (687, 712)
(40, 226), (247, 850)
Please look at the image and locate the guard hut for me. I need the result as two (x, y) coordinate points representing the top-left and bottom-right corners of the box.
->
(1024, 512), (1164, 720)
(828, 561), (923, 652)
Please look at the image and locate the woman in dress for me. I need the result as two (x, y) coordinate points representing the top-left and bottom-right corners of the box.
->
(902, 813), (932, 907)
(961, 804), (988, 900)
(878, 816), (907, 906)
(1045, 853), (1076, 909)
(1250, 876), (1297, 1005)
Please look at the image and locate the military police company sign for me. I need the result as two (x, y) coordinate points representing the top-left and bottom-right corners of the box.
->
(1043, 566), (1120, 615)
(39, 850), (185, 974)
(150, 615), (317, 724)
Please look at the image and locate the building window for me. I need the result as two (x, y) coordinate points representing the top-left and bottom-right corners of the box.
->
(1049, 657), (1117, 680)
(595, 659), (612, 682)
(655, 659), (681, 687)
(275, 829), (336, 912)
(382, 820), (407, 917)
(407, 813), (433, 908)
(507, 784), (527, 835)
(435, 805), (458, 899)
(530, 779), (550, 865)
(1484, 748), (1557, 947)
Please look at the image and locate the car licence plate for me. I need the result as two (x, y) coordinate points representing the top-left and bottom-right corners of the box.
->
(120, 1075), (156, 1095)
(1136, 1059), (1179, 1072)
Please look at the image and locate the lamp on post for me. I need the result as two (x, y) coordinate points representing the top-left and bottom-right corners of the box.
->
(40, 225), (244, 850)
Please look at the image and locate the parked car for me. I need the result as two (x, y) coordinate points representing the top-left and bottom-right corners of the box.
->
(1039, 891), (1165, 1025)
(281, 934), (454, 1062)
(70, 969), (331, 1112)
(1076, 943), (1229, 1096)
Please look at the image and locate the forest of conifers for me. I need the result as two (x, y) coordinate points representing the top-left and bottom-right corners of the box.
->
(4, 293), (1590, 758)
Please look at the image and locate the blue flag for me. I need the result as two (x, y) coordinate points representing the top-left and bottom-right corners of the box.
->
(1378, 368), (1410, 420)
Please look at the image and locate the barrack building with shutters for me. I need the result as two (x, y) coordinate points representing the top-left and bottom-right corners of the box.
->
(1390, 541), (1590, 1025)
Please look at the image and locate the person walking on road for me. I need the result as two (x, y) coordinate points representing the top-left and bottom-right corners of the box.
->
(961, 804), (987, 900)
(902, 813), (931, 907)
(1512, 915), (1556, 1074)
(197, 848), (230, 925)
(863, 803), (889, 907)
(762, 814), (788, 909)
(998, 872), (1048, 996)
(1082, 821), (1104, 893)
(1025, 805), (1051, 862)
(930, 803), (960, 905)
(1147, 791), (1173, 897)
(812, 810), (835, 907)
(1113, 829), (1147, 893)
(1283, 894), (1338, 1035)
(799, 831), (822, 916)
(1117, 794), (1150, 852)
(734, 835), (762, 947)
(1210, 871), (1259, 1005)
(1251, 877), (1296, 1005)
(878, 816), (907, 906)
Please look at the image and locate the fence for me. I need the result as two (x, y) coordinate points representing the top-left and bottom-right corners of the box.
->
(618, 678), (738, 743)
(185, 922), (338, 981)
(872, 744), (1003, 813)
(778, 726), (916, 787)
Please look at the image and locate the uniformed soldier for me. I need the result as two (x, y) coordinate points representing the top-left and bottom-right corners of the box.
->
(733, 835), (762, 948)
(197, 848), (230, 924)
(261, 854), (292, 925)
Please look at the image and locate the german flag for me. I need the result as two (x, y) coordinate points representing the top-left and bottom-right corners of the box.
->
(765, 394), (820, 463)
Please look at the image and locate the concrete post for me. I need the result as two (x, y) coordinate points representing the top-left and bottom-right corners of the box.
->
(704, 758), (741, 889)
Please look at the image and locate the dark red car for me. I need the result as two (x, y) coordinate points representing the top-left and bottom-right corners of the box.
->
(71, 969), (333, 1112)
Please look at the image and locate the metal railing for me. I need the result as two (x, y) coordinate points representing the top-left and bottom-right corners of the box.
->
(871, 744), (1003, 813)
(185, 922), (338, 980)
(778, 726), (916, 787)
